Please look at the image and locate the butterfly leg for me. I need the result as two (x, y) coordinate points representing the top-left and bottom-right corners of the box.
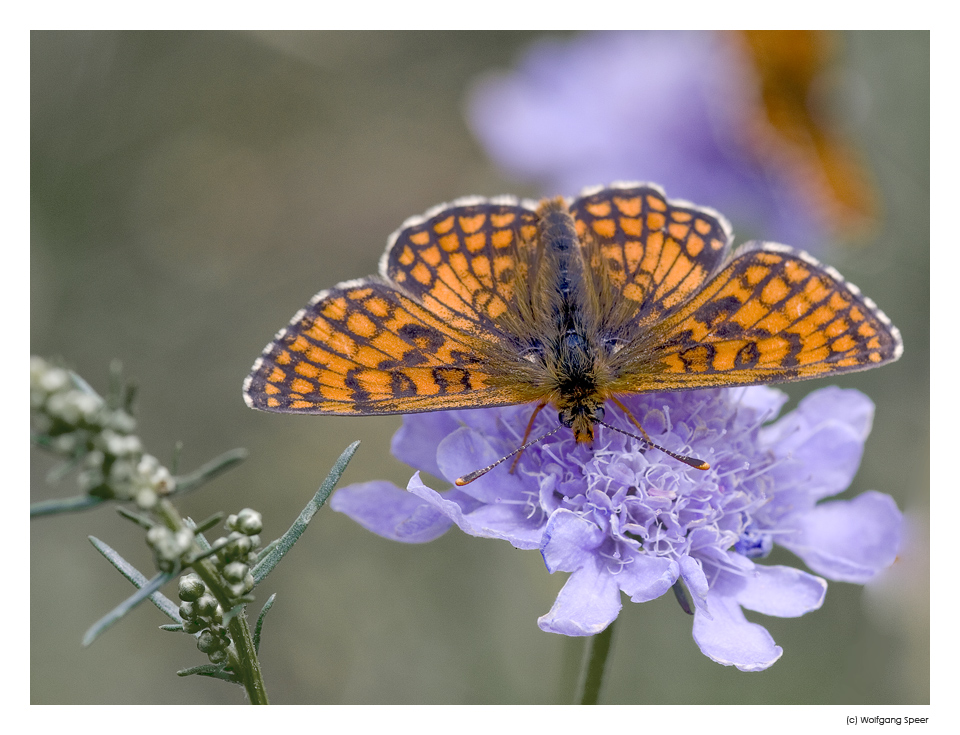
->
(509, 401), (549, 474)
(608, 396), (710, 471)
(610, 396), (657, 447)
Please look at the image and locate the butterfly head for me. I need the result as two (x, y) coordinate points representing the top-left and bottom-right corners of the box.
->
(557, 400), (605, 443)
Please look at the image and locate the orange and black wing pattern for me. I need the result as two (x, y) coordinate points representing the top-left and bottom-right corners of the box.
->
(245, 182), (902, 418)
(243, 197), (541, 415)
(629, 241), (903, 390)
(571, 184), (902, 393)
(571, 183), (731, 327)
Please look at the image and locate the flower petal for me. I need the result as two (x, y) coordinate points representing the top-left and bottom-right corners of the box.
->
(679, 555), (710, 614)
(540, 509), (604, 573)
(330, 480), (452, 543)
(798, 386), (875, 440)
(692, 589), (783, 672)
(617, 552), (679, 603)
(407, 472), (543, 550)
(391, 413), (462, 478)
(780, 491), (903, 583)
(735, 385), (789, 421)
(435, 426), (528, 503)
(736, 565), (826, 617)
(538, 555), (623, 636)
(540, 511), (677, 604)
(761, 387), (873, 500)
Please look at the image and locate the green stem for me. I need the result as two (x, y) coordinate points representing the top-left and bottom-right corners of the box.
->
(227, 608), (270, 704)
(577, 619), (617, 705)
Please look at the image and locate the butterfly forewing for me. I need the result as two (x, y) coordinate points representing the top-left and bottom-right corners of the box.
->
(243, 279), (521, 415)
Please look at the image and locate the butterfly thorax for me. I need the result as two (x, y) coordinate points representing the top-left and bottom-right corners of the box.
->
(495, 197), (618, 443)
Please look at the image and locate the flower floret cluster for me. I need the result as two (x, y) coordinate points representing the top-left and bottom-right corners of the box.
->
(31, 355), (173, 508)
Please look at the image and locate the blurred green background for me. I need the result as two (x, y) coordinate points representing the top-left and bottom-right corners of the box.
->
(31, 31), (928, 704)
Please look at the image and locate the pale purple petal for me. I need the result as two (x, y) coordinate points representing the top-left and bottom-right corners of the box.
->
(391, 412), (462, 477)
(735, 385), (789, 421)
(407, 472), (543, 550)
(736, 565), (827, 617)
(679, 555), (710, 614)
(780, 491), (903, 583)
(537, 555), (622, 636)
(797, 386), (875, 440)
(761, 387), (873, 501)
(435, 426), (529, 503)
(540, 509), (603, 573)
(330, 480), (452, 543)
(616, 553), (679, 603)
(693, 584), (784, 672)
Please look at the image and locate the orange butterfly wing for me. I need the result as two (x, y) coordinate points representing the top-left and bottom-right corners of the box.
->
(244, 197), (543, 415)
(567, 183), (901, 394)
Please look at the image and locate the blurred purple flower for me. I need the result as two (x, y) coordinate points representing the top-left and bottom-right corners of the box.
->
(467, 31), (839, 250)
(331, 386), (902, 671)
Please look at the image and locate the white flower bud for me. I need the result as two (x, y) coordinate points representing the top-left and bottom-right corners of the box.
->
(135, 486), (158, 509)
(106, 410), (137, 434)
(39, 367), (69, 394)
(73, 392), (102, 421)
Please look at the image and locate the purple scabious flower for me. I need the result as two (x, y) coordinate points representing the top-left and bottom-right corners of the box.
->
(331, 385), (902, 672)
(466, 31), (854, 251)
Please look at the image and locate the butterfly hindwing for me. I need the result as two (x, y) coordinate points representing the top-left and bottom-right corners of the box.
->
(571, 183), (732, 326)
(615, 242), (903, 391)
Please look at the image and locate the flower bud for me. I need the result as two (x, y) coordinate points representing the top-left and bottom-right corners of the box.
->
(196, 594), (219, 618)
(38, 367), (69, 394)
(235, 508), (263, 535)
(197, 629), (219, 653)
(207, 648), (229, 665)
(178, 574), (205, 602)
(225, 533), (253, 559)
(223, 561), (248, 583)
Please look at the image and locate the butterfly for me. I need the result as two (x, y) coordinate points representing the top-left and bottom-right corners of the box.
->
(244, 183), (902, 482)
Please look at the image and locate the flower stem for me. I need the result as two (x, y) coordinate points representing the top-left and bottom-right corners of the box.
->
(577, 619), (617, 705)
(227, 608), (269, 704)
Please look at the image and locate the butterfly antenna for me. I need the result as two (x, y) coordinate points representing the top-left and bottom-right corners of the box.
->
(596, 420), (710, 471)
(455, 426), (563, 486)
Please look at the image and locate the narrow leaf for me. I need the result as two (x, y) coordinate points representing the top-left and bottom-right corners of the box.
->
(192, 512), (225, 535)
(116, 506), (155, 530)
(83, 570), (175, 646)
(30, 494), (107, 517)
(173, 448), (248, 495)
(177, 664), (239, 683)
(252, 441), (359, 585)
(69, 369), (102, 398)
(254, 594), (277, 654)
(88, 536), (181, 621)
